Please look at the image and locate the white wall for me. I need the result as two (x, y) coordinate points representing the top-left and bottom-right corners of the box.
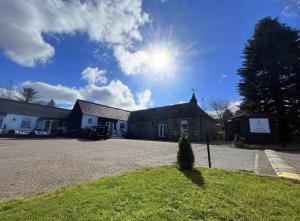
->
(81, 114), (98, 129)
(116, 120), (127, 136)
(1, 114), (38, 132)
(80, 115), (128, 137)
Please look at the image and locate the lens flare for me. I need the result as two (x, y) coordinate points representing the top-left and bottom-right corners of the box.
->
(150, 48), (172, 72)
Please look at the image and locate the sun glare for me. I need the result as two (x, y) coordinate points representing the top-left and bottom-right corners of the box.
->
(150, 48), (171, 71)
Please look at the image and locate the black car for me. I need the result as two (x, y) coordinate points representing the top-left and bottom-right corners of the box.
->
(84, 125), (111, 140)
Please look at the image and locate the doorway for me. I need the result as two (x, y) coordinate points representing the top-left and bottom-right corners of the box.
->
(158, 124), (167, 137)
(105, 122), (115, 135)
(43, 120), (52, 132)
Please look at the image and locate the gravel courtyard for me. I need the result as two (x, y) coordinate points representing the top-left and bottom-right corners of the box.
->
(0, 138), (276, 199)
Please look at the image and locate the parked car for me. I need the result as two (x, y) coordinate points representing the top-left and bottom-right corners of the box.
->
(84, 125), (111, 140)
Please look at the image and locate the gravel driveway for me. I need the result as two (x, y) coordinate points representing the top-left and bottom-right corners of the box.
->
(0, 138), (274, 199)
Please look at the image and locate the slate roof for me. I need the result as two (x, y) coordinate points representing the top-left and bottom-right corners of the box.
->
(76, 100), (130, 121)
(0, 98), (70, 119)
(128, 102), (214, 122)
(228, 112), (275, 121)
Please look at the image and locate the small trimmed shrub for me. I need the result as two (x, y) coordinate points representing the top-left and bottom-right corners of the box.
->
(177, 133), (195, 170)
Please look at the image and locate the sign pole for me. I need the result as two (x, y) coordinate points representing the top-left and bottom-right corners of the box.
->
(206, 131), (211, 168)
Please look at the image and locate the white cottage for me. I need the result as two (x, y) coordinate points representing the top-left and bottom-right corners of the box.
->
(0, 98), (70, 134)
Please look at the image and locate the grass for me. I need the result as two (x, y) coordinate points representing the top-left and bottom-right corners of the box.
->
(0, 166), (299, 221)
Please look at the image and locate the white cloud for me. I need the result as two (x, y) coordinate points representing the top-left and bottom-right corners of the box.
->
(229, 100), (241, 112)
(113, 45), (178, 76)
(22, 81), (82, 105)
(282, 0), (300, 17)
(222, 74), (228, 78)
(136, 89), (153, 109)
(18, 80), (152, 110)
(113, 46), (150, 75)
(81, 67), (108, 85)
(0, 0), (149, 67)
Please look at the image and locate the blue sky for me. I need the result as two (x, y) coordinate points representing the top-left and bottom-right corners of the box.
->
(0, 0), (299, 110)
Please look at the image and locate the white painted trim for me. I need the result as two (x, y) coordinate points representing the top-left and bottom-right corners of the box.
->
(158, 124), (167, 137)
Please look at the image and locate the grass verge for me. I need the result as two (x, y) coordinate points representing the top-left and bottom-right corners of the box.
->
(0, 166), (299, 220)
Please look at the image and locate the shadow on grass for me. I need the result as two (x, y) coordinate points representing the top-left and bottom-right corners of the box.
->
(179, 169), (205, 187)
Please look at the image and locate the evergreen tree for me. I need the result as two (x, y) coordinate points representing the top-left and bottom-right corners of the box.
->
(19, 87), (39, 103)
(222, 109), (233, 124)
(238, 17), (300, 141)
(177, 133), (194, 170)
(47, 99), (55, 107)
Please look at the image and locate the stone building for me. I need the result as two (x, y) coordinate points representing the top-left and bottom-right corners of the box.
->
(127, 93), (216, 142)
(0, 93), (216, 141)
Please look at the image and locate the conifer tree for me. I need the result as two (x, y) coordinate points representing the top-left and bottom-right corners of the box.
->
(177, 133), (194, 170)
(47, 99), (55, 107)
(238, 17), (300, 140)
(19, 87), (39, 103)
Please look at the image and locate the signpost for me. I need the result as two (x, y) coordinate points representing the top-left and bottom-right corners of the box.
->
(206, 131), (211, 168)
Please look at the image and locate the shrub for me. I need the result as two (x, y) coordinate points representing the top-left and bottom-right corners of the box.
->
(7, 129), (16, 136)
(177, 133), (195, 170)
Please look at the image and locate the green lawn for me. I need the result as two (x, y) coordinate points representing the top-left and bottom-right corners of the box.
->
(1, 166), (299, 221)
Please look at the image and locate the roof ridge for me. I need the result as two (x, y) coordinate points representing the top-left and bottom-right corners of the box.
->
(131, 102), (190, 113)
(77, 99), (131, 112)
(0, 98), (70, 111)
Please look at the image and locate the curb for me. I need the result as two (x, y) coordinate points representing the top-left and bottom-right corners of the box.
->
(265, 149), (300, 180)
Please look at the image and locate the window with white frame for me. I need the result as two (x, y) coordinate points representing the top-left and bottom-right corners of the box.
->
(194, 129), (199, 136)
(21, 118), (31, 128)
(180, 120), (188, 133)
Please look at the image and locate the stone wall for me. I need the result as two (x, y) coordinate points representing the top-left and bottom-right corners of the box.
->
(128, 116), (216, 142)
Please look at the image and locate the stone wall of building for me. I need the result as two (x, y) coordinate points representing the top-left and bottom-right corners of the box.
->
(128, 116), (216, 142)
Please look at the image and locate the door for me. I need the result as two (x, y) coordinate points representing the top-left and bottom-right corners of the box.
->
(159, 124), (167, 137)
(43, 120), (52, 132)
(105, 122), (115, 135)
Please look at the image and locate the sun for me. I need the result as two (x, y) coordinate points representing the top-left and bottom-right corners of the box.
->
(150, 48), (171, 71)
(149, 47), (173, 73)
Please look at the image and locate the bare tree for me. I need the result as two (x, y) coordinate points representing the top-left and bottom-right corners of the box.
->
(0, 80), (16, 100)
(209, 99), (232, 129)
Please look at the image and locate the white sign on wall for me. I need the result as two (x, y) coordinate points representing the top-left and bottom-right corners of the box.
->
(249, 118), (270, 133)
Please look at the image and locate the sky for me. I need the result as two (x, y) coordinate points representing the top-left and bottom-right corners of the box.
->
(0, 0), (299, 111)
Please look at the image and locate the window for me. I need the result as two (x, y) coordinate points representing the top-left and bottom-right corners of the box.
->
(0, 118), (3, 129)
(21, 118), (31, 128)
(0, 115), (5, 129)
(120, 123), (125, 129)
(158, 124), (167, 137)
(88, 118), (93, 124)
(181, 120), (188, 133)
(194, 129), (199, 136)
(43, 120), (52, 131)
